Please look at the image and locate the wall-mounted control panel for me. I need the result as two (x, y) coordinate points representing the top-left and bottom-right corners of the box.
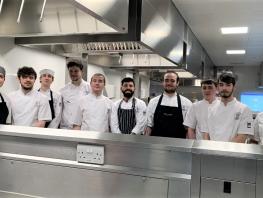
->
(77, 144), (104, 165)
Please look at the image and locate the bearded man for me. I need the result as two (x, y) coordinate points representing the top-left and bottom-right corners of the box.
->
(144, 71), (192, 138)
(202, 72), (254, 143)
(111, 77), (147, 135)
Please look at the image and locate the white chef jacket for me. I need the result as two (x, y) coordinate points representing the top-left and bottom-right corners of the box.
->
(39, 89), (62, 128)
(146, 93), (192, 128)
(254, 112), (263, 144)
(8, 89), (51, 126)
(183, 99), (220, 140)
(0, 92), (11, 124)
(60, 80), (89, 129)
(111, 97), (147, 134)
(201, 98), (254, 142)
(72, 93), (113, 132)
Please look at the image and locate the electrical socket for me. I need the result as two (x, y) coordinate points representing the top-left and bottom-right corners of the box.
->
(77, 144), (104, 165)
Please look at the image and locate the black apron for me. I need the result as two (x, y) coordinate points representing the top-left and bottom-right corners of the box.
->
(0, 93), (9, 124)
(151, 94), (186, 138)
(117, 98), (136, 134)
(38, 90), (55, 128)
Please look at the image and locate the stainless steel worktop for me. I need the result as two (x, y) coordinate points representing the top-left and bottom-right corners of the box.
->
(0, 125), (262, 160)
(0, 125), (262, 198)
(0, 125), (194, 152)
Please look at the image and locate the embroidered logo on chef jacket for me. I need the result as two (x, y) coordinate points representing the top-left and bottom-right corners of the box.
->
(234, 112), (241, 120)
(247, 122), (252, 128)
(64, 99), (71, 104)
(163, 113), (173, 117)
(107, 108), (111, 114)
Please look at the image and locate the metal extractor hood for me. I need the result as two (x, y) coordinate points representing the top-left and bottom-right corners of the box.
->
(13, 0), (186, 69)
(0, 0), (128, 36)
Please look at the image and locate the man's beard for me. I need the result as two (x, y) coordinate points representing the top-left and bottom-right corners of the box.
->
(123, 90), (134, 98)
(164, 88), (176, 94)
(219, 90), (233, 98)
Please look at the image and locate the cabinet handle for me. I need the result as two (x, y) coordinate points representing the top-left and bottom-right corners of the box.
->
(0, 0), (3, 14)
(39, 0), (47, 22)
(17, 0), (25, 24)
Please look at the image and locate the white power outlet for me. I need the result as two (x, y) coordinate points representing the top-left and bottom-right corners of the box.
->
(77, 144), (104, 165)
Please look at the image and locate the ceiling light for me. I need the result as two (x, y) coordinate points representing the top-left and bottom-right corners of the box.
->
(221, 27), (248, 34)
(226, 50), (246, 55)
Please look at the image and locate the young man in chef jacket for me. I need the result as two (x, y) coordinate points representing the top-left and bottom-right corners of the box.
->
(39, 69), (62, 128)
(254, 112), (263, 145)
(183, 79), (219, 140)
(60, 61), (90, 129)
(72, 73), (113, 132)
(0, 66), (11, 125)
(202, 72), (254, 143)
(8, 66), (51, 127)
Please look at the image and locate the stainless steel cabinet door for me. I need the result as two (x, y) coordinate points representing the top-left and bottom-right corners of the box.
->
(200, 178), (255, 198)
(0, 158), (169, 198)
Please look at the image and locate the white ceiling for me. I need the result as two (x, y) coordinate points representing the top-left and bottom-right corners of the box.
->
(172, 0), (263, 67)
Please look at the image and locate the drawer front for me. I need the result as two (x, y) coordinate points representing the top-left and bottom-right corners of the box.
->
(200, 178), (255, 198)
(201, 155), (256, 183)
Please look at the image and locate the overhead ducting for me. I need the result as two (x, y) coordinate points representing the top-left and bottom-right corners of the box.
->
(13, 0), (182, 67)
(4, 0), (214, 77)
(0, 0), (128, 36)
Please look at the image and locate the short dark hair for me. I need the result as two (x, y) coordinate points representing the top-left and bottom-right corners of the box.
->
(218, 72), (236, 86)
(121, 77), (135, 86)
(67, 61), (83, 70)
(163, 70), (180, 83)
(91, 73), (106, 84)
(17, 66), (37, 79)
(0, 66), (6, 76)
(201, 79), (217, 87)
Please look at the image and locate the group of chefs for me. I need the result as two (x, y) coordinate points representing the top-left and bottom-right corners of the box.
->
(0, 61), (262, 144)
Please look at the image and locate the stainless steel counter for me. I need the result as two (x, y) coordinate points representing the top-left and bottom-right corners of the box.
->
(0, 125), (262, 198)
